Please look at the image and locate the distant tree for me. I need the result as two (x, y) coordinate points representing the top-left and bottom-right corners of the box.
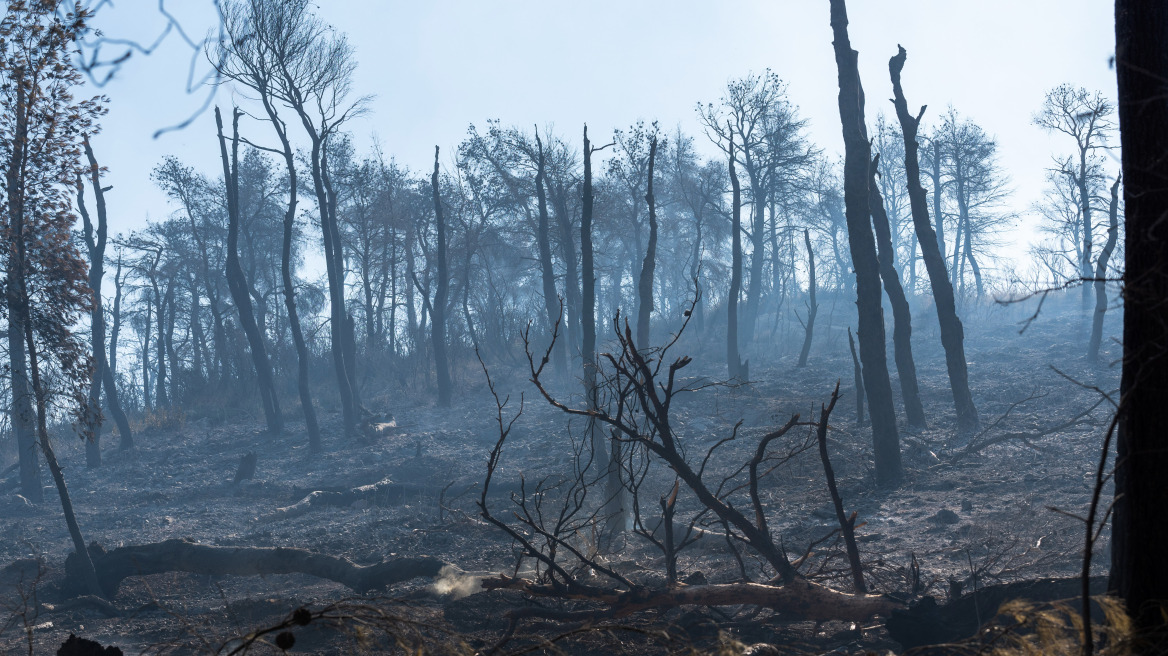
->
(216, 107), (283, 434)
(1034, 85), (1115, 308)
(727, 128), (746, 382)
(76, 136), (133, 466)
(430, 146), (452, 407)
(233, 0), (367, 434)
(1088, 175), (1121, 362)
(214, 0), (323, 447)
(935, 110), (1013, 298)
(636, 134), (659, 349)
(698, 72), (814, 343)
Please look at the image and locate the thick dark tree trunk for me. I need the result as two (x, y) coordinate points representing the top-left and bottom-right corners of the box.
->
(216, 107), (283, 435)
(430, 147), (452, 407)
(829, 0), (901, 486)
(1088, 176), (1120, 362)
(727, 130), (746, 382)
(869, 155), (927, 429)
(534, 133), (565, 374)
(797, 229), (818, 368)
(1112, 0), (1168, 634)
(890, 46), (979, 432)
(637, 136), (659, 349)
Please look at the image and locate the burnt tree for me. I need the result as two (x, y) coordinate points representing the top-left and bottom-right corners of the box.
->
(636, 135), (659, 349)
(430, 146), (453, 407)
(533, 131), (565, 374)
(829, 0), (901, 485)
(1087, 175), (1120, 363)
(890, 46), (980, 432)
(1112, 0), (1168, 634)
(797, 228), (817, 368)
(727, 128), (746, 381)
(216, 106), (283, 435)
(869, 154), (927, 428)
(76, 136), (133, 467)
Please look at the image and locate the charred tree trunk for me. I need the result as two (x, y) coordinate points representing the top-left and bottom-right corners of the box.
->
(1088, 176), (1121, 362)
(153, 279), (168, 408)
(109, 256), (132, 450)
(637, 136), (659, 349)
(552, 188), (582, 361)
(727, 130), (746, 382)
(430, 147), (453, 407)
(310, 139), (358, 435)
(743, 189), (766, 346)
(1112, 0), (1168, 633)
(869, 155), (927, 429)
(829, 0), (902, 486)
(797, 229), (818, 368)
(216, 107), (283, 435)
(269, 107), (321, 451)
(76, 137), (131, 468)
(848, 327), (865, 427)
(534, 133), (565, 375)
(24, 318), (102, 597)
(71, 539), (448, 598)
(890, 46), (980, 432)
(929, 140), (947, 264)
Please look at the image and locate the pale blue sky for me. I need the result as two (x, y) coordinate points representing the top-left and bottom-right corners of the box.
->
(87, 0), (1117, 265)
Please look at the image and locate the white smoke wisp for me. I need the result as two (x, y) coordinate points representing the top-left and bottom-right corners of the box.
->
(428, 565), (484, 600)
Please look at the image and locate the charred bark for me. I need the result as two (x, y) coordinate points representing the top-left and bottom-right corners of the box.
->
(430, 147), (453, 407)
(829, 0), (902, 485)
(216, 107), (283, 435)
(76, 137), (132, 467)
(797, 229), (818, 368)
(636, 136), (659, 349)
(1112, 0), (1168, 633)
(66, 539), (448, 598)
(534, 133), (565, 375)
(890, 46), (980, 432)
(727, 129), (746, 382)
(1087, 176), (1120, 362)
(869, 155), (927, 429)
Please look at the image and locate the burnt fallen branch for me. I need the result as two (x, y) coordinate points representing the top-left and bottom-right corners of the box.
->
(481, 575), (899, 623)
(64, 538), (450, 598)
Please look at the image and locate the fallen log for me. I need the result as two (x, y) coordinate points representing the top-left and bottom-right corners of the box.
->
(481, 575), (901, 623)
(886, 575), (1108, 650)
(64, 538), (450, 598)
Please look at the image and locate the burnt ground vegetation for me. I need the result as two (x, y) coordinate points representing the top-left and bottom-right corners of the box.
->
(0, 292), (1121, 655)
